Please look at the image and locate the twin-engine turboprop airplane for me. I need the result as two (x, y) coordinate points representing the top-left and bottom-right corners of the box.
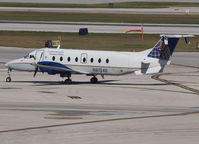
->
(5, 34), (193, 84)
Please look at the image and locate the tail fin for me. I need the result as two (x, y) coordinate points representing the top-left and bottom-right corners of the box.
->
(147, 35), (193, 60)
(135, 34), (193, 75)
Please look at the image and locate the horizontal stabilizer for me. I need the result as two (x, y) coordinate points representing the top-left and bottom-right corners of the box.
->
(160, 34), (194, 38)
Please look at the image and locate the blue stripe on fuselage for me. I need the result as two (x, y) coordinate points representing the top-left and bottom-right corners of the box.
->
(38, 61), (72, 75)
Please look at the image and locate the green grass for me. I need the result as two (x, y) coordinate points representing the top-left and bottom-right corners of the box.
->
(1, 11), (199, 24)
(0, 31), (198, 52)
(0, 2), (199, 8)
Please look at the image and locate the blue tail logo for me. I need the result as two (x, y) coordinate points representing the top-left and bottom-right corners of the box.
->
(148, 36), (179, 60)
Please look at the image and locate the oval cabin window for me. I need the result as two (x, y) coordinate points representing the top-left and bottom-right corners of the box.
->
(75, 57), (78, 62)
(52, 56), (55, 61)
(98, 58), (101, 63)
(83, 57), (86, 63)
(60, 56), (63, 61)
(67, 57), (71, 62)
(106, 58), (109, 64)
(90, 58), (94, 63)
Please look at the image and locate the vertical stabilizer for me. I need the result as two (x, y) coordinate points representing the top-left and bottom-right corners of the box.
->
(147, 35), (193, 60)
(135, 34), (193, 75)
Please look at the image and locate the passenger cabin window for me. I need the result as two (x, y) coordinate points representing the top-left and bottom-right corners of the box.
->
(83, 57), (86, 63)
(52, 56), (55, 61)
(67, 57), (71, 62)
(60, 56), (63, 61)
(75, 57), (78, 62)
(98, 58), (101, 63)
(90, 58), (94, 63)
(106, 58), (109, 64)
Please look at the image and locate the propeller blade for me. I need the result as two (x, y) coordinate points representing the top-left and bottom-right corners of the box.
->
(33, 66), (38, 77)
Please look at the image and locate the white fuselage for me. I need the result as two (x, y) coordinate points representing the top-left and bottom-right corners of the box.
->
(5, 47), (164, 76)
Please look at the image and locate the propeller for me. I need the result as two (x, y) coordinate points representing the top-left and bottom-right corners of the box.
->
(33, 51), (43, 77)
(33, 66), (38, 77)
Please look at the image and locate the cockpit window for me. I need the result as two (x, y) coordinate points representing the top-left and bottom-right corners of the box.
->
(24, 54), (35, 59)
(24, 54), (29, 59)
(30, 55), (35, 59)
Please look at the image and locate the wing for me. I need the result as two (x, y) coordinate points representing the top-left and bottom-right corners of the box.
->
(32, 61), (90, 74)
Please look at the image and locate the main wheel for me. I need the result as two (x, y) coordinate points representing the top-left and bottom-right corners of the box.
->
(90, 77), (98, 84)
(6, 77), (11, 82)
(64, 79), (72, 85)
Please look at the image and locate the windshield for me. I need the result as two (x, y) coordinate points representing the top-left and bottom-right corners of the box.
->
(24, 54), (29, 59)
(23, 50), (36, 59)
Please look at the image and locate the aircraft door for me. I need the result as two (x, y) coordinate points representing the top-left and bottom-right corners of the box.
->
(80, 53), (88, 64)
(35, 50), (44, 63)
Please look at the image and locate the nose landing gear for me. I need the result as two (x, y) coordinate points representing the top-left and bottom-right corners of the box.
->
(6, 77), (11, 82)
(6, 68), (12, 82)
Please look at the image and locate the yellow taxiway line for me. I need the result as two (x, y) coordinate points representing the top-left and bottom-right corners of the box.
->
(152, 73), (199, 95)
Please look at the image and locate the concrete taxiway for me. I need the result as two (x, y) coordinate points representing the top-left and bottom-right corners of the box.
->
(0, 7), (198, 15)
(1, 21), (199, 35)
(0, 0), (198, 4)
(0, 46), (199, 143)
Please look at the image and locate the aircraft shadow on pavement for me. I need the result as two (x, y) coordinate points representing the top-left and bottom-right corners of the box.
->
(12, 80), (168, 87)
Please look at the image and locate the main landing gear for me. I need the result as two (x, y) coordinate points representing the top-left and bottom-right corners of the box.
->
(62, 73), (98, 85)
(90, 76), (98, 84)
(6, 68), (12, 82)
(64, 76), (98, 84)
(61, 72), (72, 85)
(64, 78), (72, 85)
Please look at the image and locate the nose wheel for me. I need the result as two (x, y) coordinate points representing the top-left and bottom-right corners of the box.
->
(6, 77), (11, 82)
(6, 68), (12, 82)
(90, 76), (98, 84)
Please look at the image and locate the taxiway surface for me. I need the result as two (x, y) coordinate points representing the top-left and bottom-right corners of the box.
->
(0, 47), (199, 143)
(0, 0), (198, 4)
(0, 7), (198, 15)
(1, 21), (198, 35)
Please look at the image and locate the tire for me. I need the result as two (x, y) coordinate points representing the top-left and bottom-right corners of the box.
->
(91, 77), (98, 84)
(64, 79), (72, 85)
(6, 77), (11, 82)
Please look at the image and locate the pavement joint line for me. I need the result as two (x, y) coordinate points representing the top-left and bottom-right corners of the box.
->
(0, 111), (197, 134)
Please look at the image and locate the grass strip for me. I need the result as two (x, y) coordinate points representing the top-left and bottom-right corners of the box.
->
(0, 31), (198, 52)
(0, 11), (199, 24)
(0, 2), (199, 8)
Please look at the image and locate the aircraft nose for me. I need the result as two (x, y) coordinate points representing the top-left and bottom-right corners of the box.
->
(5, 62), (10, 68)
(5, 60), (15, 69)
